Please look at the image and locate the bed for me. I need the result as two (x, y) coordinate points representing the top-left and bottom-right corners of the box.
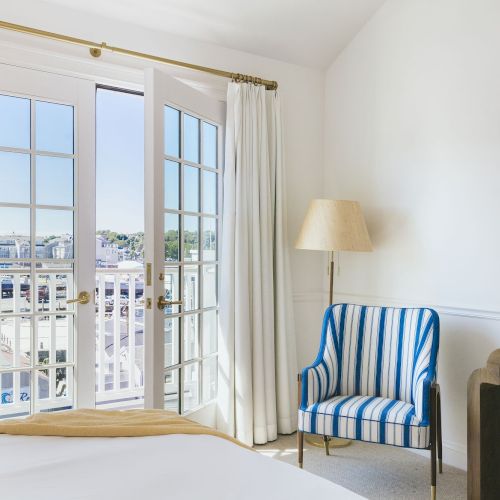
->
(0, 433), (364, 499)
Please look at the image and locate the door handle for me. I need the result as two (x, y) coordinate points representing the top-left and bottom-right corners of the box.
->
(157, 296), (183, 310)
(67, 291), (91, 305)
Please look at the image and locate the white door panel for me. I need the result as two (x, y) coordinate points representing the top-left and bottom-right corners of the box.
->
(144, 68), (223, 425)
(0, 63), (95, 416)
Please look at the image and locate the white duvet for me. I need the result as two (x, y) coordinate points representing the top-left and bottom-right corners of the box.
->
(0, 433), (364, 499)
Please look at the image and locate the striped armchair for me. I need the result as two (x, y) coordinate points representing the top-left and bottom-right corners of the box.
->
(297, 304), (442, 500)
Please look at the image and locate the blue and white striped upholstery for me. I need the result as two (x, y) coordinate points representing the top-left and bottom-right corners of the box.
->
(298, 304), (439, 449)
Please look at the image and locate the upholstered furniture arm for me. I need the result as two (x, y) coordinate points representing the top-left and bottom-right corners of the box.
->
(300, 307), (338, 409)
(413, 374), (434, 425)
(412, 309), (440, 425)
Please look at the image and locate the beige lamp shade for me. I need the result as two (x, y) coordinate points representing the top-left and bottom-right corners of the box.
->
(295, 199), (372, 252)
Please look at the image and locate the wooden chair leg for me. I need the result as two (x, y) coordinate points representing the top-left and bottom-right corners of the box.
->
(298, 431), (304, 468)
(431, 384), (437, 500)
(323, 435), (330, 456)
(437, 390), (443, 474)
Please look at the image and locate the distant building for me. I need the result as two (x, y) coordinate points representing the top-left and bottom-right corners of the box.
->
(0, 236), (30, 259)
(96, 236), (119, 267)
(0, 234), (73, 260)
(41, 236), (73, 259)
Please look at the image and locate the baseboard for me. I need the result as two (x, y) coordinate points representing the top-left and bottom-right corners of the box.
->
(408, 440), (466, 471)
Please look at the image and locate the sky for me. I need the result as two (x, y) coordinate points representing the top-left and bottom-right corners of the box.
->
(96, 88), (144, 234)
(0, 95), (75, 237)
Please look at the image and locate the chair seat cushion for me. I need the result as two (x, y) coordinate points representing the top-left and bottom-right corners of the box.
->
(298, 394), (430, 449)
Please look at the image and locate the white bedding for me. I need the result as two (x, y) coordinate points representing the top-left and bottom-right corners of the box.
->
(0, 434), (364, 499)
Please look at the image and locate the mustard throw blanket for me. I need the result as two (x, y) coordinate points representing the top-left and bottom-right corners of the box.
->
(0, 409), (250, 449)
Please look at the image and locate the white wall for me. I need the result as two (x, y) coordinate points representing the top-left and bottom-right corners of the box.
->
(324, 0), (500, 469)
(0, 0), (327, 371)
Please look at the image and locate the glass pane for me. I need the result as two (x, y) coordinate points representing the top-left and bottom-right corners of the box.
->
(164, 160), (179, 210)
(164, 368), (179, 412)
(0, 152), (30, 204)
(35, 367), (73, 412)
(36, 209), (73, 259)
(96, 88), (145, 264)
(164, 213), (179, 262)
(36, 156), (73, 206)
(184, 265), (199, 312)
(0, 94), (30, 149)
(164, 317), (179, 368)
(203, 264), (217, 308)
(202, 122), (217, 168)
(164, 266), (180, 315)
(0, 370), (31, 418)
(183, 114), (199, 163)
(183, 362), (200, 411)
(203, 170), (217, 215)
(183, 313), (199, 361)
(36, 314), (72, 365)
(164, 106), (180, 158)
(184, 165), (199, 212)
(0, 207), (30, 258)
(203, 357), (217, 403)
(183, 215), (199, 261)
(0, 316), (31, 369)
(35, 101), (73, 154)
(36, 273), (72, 312)
(203, 217), (217, 261)
(202, 310), (217, 356)
(0, 274), (30, 314)
(0, 262), (31, 271)
(56, 315), (72, 364)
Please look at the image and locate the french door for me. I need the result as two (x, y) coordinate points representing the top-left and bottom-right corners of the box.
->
(144, 69), (224, 421)
(0, 64), (223, 421)
(0, 64), (95, 418)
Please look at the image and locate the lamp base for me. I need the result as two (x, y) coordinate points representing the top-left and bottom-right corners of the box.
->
(305, 434), (351, 448)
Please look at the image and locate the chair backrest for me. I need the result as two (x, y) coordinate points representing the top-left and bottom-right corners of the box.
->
(324, 304), (439, 404)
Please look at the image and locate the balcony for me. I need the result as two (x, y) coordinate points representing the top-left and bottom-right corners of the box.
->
(0, 265), (211, 417)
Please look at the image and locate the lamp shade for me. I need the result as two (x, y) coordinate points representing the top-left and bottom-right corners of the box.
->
(295, 199), (372, 252)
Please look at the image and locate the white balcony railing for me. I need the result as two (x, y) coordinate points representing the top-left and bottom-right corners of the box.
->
(0, 268), (146, 416)
(1, 265), (207, 416)
(95, 268), (145, 408)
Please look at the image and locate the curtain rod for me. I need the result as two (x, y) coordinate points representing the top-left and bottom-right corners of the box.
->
(0, 20), (278, 90)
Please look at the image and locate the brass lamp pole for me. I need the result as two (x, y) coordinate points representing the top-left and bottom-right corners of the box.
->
(295, 199), (373, 449)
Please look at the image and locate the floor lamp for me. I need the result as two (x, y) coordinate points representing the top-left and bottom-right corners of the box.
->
(295, 199), (373, 448)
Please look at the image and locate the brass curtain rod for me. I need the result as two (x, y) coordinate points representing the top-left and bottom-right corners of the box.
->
(0, 20), (278, 90)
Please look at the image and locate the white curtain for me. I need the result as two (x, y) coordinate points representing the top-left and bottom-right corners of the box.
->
(218, 82), (297, 445)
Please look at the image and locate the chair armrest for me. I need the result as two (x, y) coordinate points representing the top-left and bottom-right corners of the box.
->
(299, 305), (339, 410)
(299, 353), (338, 409)
(414, 375), (439, 425)
(412, 308), (440, 425)
(299, 362), (323, 409)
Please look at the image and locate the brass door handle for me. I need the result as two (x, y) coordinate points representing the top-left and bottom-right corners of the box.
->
(67, 291), (91, 305)
(157, 296), (183, 310)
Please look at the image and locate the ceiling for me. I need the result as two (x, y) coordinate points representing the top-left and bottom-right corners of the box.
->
(39, 0), (386, 69)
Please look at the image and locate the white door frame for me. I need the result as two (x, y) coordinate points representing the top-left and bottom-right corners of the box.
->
(0, 63), (95, 411)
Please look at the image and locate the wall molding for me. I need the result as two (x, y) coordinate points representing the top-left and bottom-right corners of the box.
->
(293, 290), (500, 322)
(292, 291), (326, 304)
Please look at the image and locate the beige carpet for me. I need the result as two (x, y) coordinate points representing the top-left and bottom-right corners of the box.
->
(255, 434), (466, 500)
